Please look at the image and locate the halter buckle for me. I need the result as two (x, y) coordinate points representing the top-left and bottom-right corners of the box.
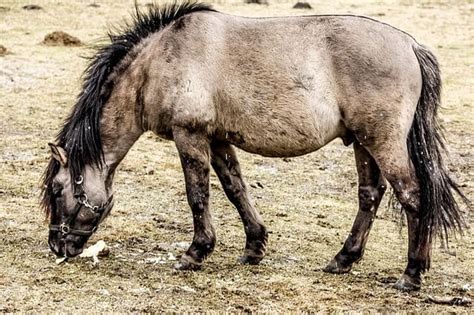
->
(60, 223), (71, 235)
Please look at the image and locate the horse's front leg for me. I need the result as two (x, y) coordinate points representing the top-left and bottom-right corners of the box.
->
(210, 141), (268, 264)
(173, 126), (215, 270)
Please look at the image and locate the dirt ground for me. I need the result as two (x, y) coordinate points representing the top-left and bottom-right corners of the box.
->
(0, 0), (472, 312)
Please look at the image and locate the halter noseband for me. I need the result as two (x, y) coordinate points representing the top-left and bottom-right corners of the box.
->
(49, 175), (113, 237)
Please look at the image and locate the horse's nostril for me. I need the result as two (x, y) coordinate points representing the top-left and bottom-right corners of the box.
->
(49, 241), (63, 257)
(48, 234), (65, 257)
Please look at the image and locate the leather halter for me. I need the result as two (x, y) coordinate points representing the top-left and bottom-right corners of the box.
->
(49, 175), (113, 238)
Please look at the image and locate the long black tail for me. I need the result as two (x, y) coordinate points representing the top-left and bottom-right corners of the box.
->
(409, 44), (468, 247)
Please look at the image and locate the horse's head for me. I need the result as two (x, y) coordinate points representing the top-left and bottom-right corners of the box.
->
(43, 143), (114, 258)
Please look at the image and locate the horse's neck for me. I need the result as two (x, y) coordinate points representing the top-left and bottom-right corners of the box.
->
(100, 79), (144, 169)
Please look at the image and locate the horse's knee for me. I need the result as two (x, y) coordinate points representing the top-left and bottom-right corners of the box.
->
(358, 185), (384, 212)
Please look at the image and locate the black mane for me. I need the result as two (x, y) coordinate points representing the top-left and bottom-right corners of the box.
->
(41, 1), (214, 215)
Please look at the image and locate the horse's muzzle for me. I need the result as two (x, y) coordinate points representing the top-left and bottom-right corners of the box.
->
(49, 233), (85, 258)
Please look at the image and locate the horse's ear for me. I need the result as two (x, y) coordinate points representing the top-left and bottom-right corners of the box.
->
(48, 143), (68, 167)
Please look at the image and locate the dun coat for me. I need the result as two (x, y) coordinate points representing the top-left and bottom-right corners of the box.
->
(41, 2), (467, 291)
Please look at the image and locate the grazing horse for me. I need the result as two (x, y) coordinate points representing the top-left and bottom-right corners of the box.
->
(41, 2), (467, 291)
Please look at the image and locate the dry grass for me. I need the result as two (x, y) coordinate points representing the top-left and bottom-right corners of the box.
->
(0, 0), (472, 312)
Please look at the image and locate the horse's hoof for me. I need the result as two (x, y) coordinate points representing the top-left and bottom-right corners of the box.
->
(323, 258), (351, 274)
(394, 274), (421, 291)
(173, 254), (202, 271)
(238, 255), (263, 265)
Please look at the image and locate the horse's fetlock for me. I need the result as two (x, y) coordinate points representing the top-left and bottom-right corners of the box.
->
(200, 235), (216, 249)
(189, 234), (216, 260)
(246, 223), (268, 244)
(245, 225), (267, 259)
(395, 273), (421, 291)
(406, 257), (429, 276)
(337, 246), (364, 266)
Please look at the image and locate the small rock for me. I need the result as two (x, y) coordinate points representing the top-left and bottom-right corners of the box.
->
(0, 45), (7, 56)
(42, 31), (82, 47)
(293, 2), (312, 9)
(245, 0), (268, 4)
(145, 167), (155, 175)
(152, 215), (167, 224)
(145, 257), (165, 264)
(171, 241), (190, 250)
(256, 165), (278, 174)
(88, 3), (100, 8)
(23, 4), (42, 10)
(129, 287), (151, 295)
(98, 289), (110, 296)
(179, 285), (196, 293)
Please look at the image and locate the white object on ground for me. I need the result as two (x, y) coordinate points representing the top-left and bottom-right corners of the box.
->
(55, 257), (67, 265)
(79, 240), (107, 265)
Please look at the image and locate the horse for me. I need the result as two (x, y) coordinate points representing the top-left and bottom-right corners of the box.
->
(41, 2), (467, 291)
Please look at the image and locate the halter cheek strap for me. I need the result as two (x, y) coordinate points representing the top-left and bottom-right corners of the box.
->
(49, 175), (113, 238)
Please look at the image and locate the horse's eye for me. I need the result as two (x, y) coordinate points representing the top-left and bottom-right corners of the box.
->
(52, 182), (63, 195)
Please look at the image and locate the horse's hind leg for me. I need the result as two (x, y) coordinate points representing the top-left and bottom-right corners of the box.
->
(210, 141), (268, 264)
(324, 142), (387, 273)
(368, 141), (427, 291)
(173, 127), (215, 270)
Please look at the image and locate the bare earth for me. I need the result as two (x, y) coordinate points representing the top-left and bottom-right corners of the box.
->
(0, 0), (472, 312)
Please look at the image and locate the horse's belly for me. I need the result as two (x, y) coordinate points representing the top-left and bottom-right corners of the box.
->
(219, 107), (345, 157)
(230, 134), (331, 157)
